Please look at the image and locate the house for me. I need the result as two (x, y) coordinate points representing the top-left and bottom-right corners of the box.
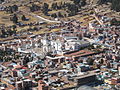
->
(74, 73), (96, 85)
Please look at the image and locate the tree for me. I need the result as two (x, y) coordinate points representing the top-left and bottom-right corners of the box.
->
(51, 13), (57, 18)
(12, 25), (17, 35)
(58, 2), (63, 9)
(5, 5), (18, 13)
(0, 0), (4, 4)
(6, 6), (13, 13)
(90, 11), (94, 14)
(87, 58), (94, 65)
(10, 14), (18, 24)
(30, 4), (40, 12)
(100, 59), (104, 64)
(44, 3), (49, 10)
(7, 29), (13, 36)
(1, 28), (7, 37)
(110, 18), (120, 26)
(81, 0), (86, 6)
(73, 0), (81, 5)
(111, 0), (120, 12)
(42, 3), (49, 15)
(12, 25), (17, 30)
(58, 12), (63, 18)
(67, 4), (78, 16)
(12, 5), (18, 12)
(97, 0), (111, 5)
(51, 3), (58, 10)
(21, 15), (27, 21)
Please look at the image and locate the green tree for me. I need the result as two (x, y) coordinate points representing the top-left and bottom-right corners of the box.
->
(87, 58), (94, 65)
(7, 29), (13, 36)
(58, 12), (63, 18)
(81, 0), (86, 6)
(30, 4), (40, 12)
(0, 0), (4, 4)
(1, 28), (7, 37)
(67, 4), (78, 16)
(12, 5), (18, 12)
(111, 0), (120, 12)
(97, 0), (111, 5)
(51, 3), (58, 10)
(73, 0), (81, 5)
(51, 13), (57, 18)
(21, 15), (27, 21)
(10, 14), (18, 24)
(42, 3), (49, 15)
(110, 18), (120, 25)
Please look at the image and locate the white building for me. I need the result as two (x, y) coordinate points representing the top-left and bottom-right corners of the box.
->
(119, 67), (120, 75)
(40, 36), (90, 55)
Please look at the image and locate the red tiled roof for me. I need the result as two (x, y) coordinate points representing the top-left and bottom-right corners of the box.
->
(22, 67), (28, 69)
(64, 50), (100, 58)
(14, 65), (22, 69)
